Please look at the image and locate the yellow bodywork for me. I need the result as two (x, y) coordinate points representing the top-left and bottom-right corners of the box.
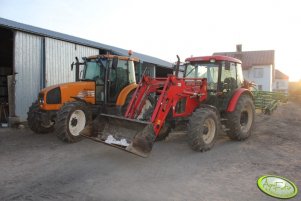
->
(39, 81), (95, 111)
(116, 83), (138, 106)
(39, 81), (136, 111)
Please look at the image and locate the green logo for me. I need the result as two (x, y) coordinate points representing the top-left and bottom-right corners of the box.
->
(257, 175), (298, 199)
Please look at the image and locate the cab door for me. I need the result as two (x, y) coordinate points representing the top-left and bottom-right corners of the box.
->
(218, 61), (239, 110)
(107, 59), (130, 103)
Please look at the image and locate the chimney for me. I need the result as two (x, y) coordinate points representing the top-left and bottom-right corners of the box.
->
(236, 44), (242, 52)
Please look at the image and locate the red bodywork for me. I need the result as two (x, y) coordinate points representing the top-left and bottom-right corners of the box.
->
(185, 55), (242, 64)
(125, 75), (207, 136)
(226, 88), (253, 112)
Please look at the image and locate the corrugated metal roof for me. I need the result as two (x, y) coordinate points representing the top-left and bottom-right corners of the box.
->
(275, 69), (289, 80)
(213, 50), (275, 70)
(0, 17), (172, 68)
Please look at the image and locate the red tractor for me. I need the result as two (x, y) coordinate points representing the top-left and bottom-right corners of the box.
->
(81, 55), (255, 157)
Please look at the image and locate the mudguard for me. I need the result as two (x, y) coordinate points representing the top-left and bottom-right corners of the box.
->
(227, 88), (253, 112)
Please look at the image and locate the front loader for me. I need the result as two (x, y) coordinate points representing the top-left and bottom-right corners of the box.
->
(81, 55), (255, 157)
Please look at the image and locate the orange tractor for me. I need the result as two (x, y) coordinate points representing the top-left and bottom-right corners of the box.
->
(28, 53), (144, 142)
(80, 55), (255, 157)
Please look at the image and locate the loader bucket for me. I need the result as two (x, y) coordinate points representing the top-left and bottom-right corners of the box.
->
(80, 113), (156, 157)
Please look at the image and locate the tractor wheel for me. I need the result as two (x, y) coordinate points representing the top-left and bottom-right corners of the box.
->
(225, 94), (255, 141)
(55, 101), (91, 143)
(188, 108), (219, 152)
(138, 97), (171, 141)
(27, 101), (54, 134)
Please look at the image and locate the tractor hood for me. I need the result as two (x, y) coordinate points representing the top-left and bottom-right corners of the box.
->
(39, 81), (96, 111)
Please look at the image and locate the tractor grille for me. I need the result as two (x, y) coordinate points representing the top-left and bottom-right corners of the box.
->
(46, 87), (61, 104)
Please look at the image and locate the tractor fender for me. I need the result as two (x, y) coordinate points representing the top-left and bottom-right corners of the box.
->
(116, 83), (138, 106)
(227, 88), (254, 112)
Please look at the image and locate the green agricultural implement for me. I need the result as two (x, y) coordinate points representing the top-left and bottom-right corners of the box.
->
(253, 91), (288, 115)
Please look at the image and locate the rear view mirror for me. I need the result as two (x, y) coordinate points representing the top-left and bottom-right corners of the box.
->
(71, 62), (75, 70)
(112, 57), (118, 69)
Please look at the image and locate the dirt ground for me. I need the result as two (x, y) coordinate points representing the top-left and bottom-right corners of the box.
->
(0, 102), (300, 201)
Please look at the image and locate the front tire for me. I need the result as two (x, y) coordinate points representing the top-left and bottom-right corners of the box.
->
(55, 101), (91, 143)
(188, 108), (219, 152)
(27, 101), (54, 134)
(225, 94), (255, 140)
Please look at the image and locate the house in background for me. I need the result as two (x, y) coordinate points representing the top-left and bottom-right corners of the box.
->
(214, 45), (274, 91)
(273, 69), (289, 93)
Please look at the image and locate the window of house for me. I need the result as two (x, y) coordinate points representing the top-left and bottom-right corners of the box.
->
(254, 68), (264, 78)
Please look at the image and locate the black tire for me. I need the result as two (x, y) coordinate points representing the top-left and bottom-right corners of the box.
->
(188, 108), (219, 152)
(55, 101), (91, 143)
(138, 96), (171, 141)
(27, 101), (54, 134)
(225, 94), (255, 141)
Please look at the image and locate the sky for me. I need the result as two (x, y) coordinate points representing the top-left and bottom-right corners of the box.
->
(1, 0), (301, 81)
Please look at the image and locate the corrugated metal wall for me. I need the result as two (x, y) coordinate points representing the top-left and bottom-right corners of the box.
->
(14, 31), (43, 121)
(45, 38), (98, 86)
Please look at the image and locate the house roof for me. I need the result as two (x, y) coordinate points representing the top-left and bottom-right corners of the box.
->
(213, 50), (275, 70)
(0, 17), (172, 68)
(275, 69), (289, 80)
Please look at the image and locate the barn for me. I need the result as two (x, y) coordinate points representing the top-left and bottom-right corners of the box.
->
(0, 17), (172, 126)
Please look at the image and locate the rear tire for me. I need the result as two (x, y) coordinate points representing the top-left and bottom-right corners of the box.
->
(27, 102), (54, 134)
(225, 95), (255, 140)
(188, 108), (219, 152)
(55, 101), (91, 143)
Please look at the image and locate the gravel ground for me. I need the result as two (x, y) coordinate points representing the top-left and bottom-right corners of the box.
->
(0, 102), (300, 201)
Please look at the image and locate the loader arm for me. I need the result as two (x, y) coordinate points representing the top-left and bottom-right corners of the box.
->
(125, 75), (208, 135)
(81, 75), (207, 157)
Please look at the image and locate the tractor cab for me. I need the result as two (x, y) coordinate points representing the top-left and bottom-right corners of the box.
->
(73, 54), (139, 105)
(184, 55), (244, 110)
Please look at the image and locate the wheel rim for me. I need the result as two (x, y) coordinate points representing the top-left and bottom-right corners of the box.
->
(68, 110), (86, 136)
(202, 118), (216, 144)
(240, 103), (253, 133)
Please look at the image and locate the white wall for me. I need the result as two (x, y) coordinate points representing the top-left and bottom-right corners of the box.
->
(243, 65), (273, 91)
(45, 38), (99, 86)
(14, 31), (43, 121)
(273, 79), (289, 93)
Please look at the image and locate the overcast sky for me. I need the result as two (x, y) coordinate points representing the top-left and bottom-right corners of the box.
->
(1, 0), (301, 81)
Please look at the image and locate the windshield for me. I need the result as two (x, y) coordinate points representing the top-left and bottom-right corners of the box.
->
(83, 59), (106, 80)
(185, 63), (219, 80)
(185, 63), (219, 90)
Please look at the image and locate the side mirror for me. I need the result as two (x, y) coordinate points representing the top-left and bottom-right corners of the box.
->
(71, 62), (75, 70)
(112, 57), (118, 69)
